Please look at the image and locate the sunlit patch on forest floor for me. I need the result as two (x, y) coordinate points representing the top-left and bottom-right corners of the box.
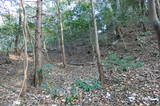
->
(0, 31), (160, 106)
(9, 54), (33, 61)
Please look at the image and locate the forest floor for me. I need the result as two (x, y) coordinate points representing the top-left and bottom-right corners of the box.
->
(0, 29), (160, 106)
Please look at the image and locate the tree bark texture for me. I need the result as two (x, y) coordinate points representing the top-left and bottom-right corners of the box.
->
(57, 0), (66, 67)
(34, 0), (43, 87)
(148, 0), (160, 50)
(90, 0), (105, 84)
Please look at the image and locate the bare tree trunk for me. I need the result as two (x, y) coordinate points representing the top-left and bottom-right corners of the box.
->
(56, 0), (66, 67)
(156, 0), (160, 18)
(90, 0), (105, 84)
(139, 0), (147, 32)
(15, 6), (22, 53)
(148, 0), (160, 50)
(89, 22), (95, 62)
(116, 0), (120, 11)
(17, 0), (29, 98)
(34, 0), (43, 87)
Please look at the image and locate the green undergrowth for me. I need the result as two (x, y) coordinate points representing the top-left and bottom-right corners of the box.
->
(102, 51), (144, 73)
(65, 78), (102, 103)
(41, 76), (102, 103)
(74, 78), (102, 91)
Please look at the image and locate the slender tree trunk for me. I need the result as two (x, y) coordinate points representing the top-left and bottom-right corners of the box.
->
(34, 0), (43, 87)
(139, 0), (147, 32)
(116, 0), (120, 11)
(15, 6), (22, 53)
(148, 0), (160, 50)
(57, 0), (66, 67)
(89, 6), (95, 61)
(17, 0), (29, 98)
(156, 0), (160, 18)
(90, 0), (105, 84)
(89, 22), (95, 62)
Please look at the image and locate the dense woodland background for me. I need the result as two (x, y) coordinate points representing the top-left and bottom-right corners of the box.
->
(0, 0), (160, 105)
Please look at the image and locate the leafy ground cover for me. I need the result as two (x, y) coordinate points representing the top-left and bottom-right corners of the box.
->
(0, 31), (160, 106)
